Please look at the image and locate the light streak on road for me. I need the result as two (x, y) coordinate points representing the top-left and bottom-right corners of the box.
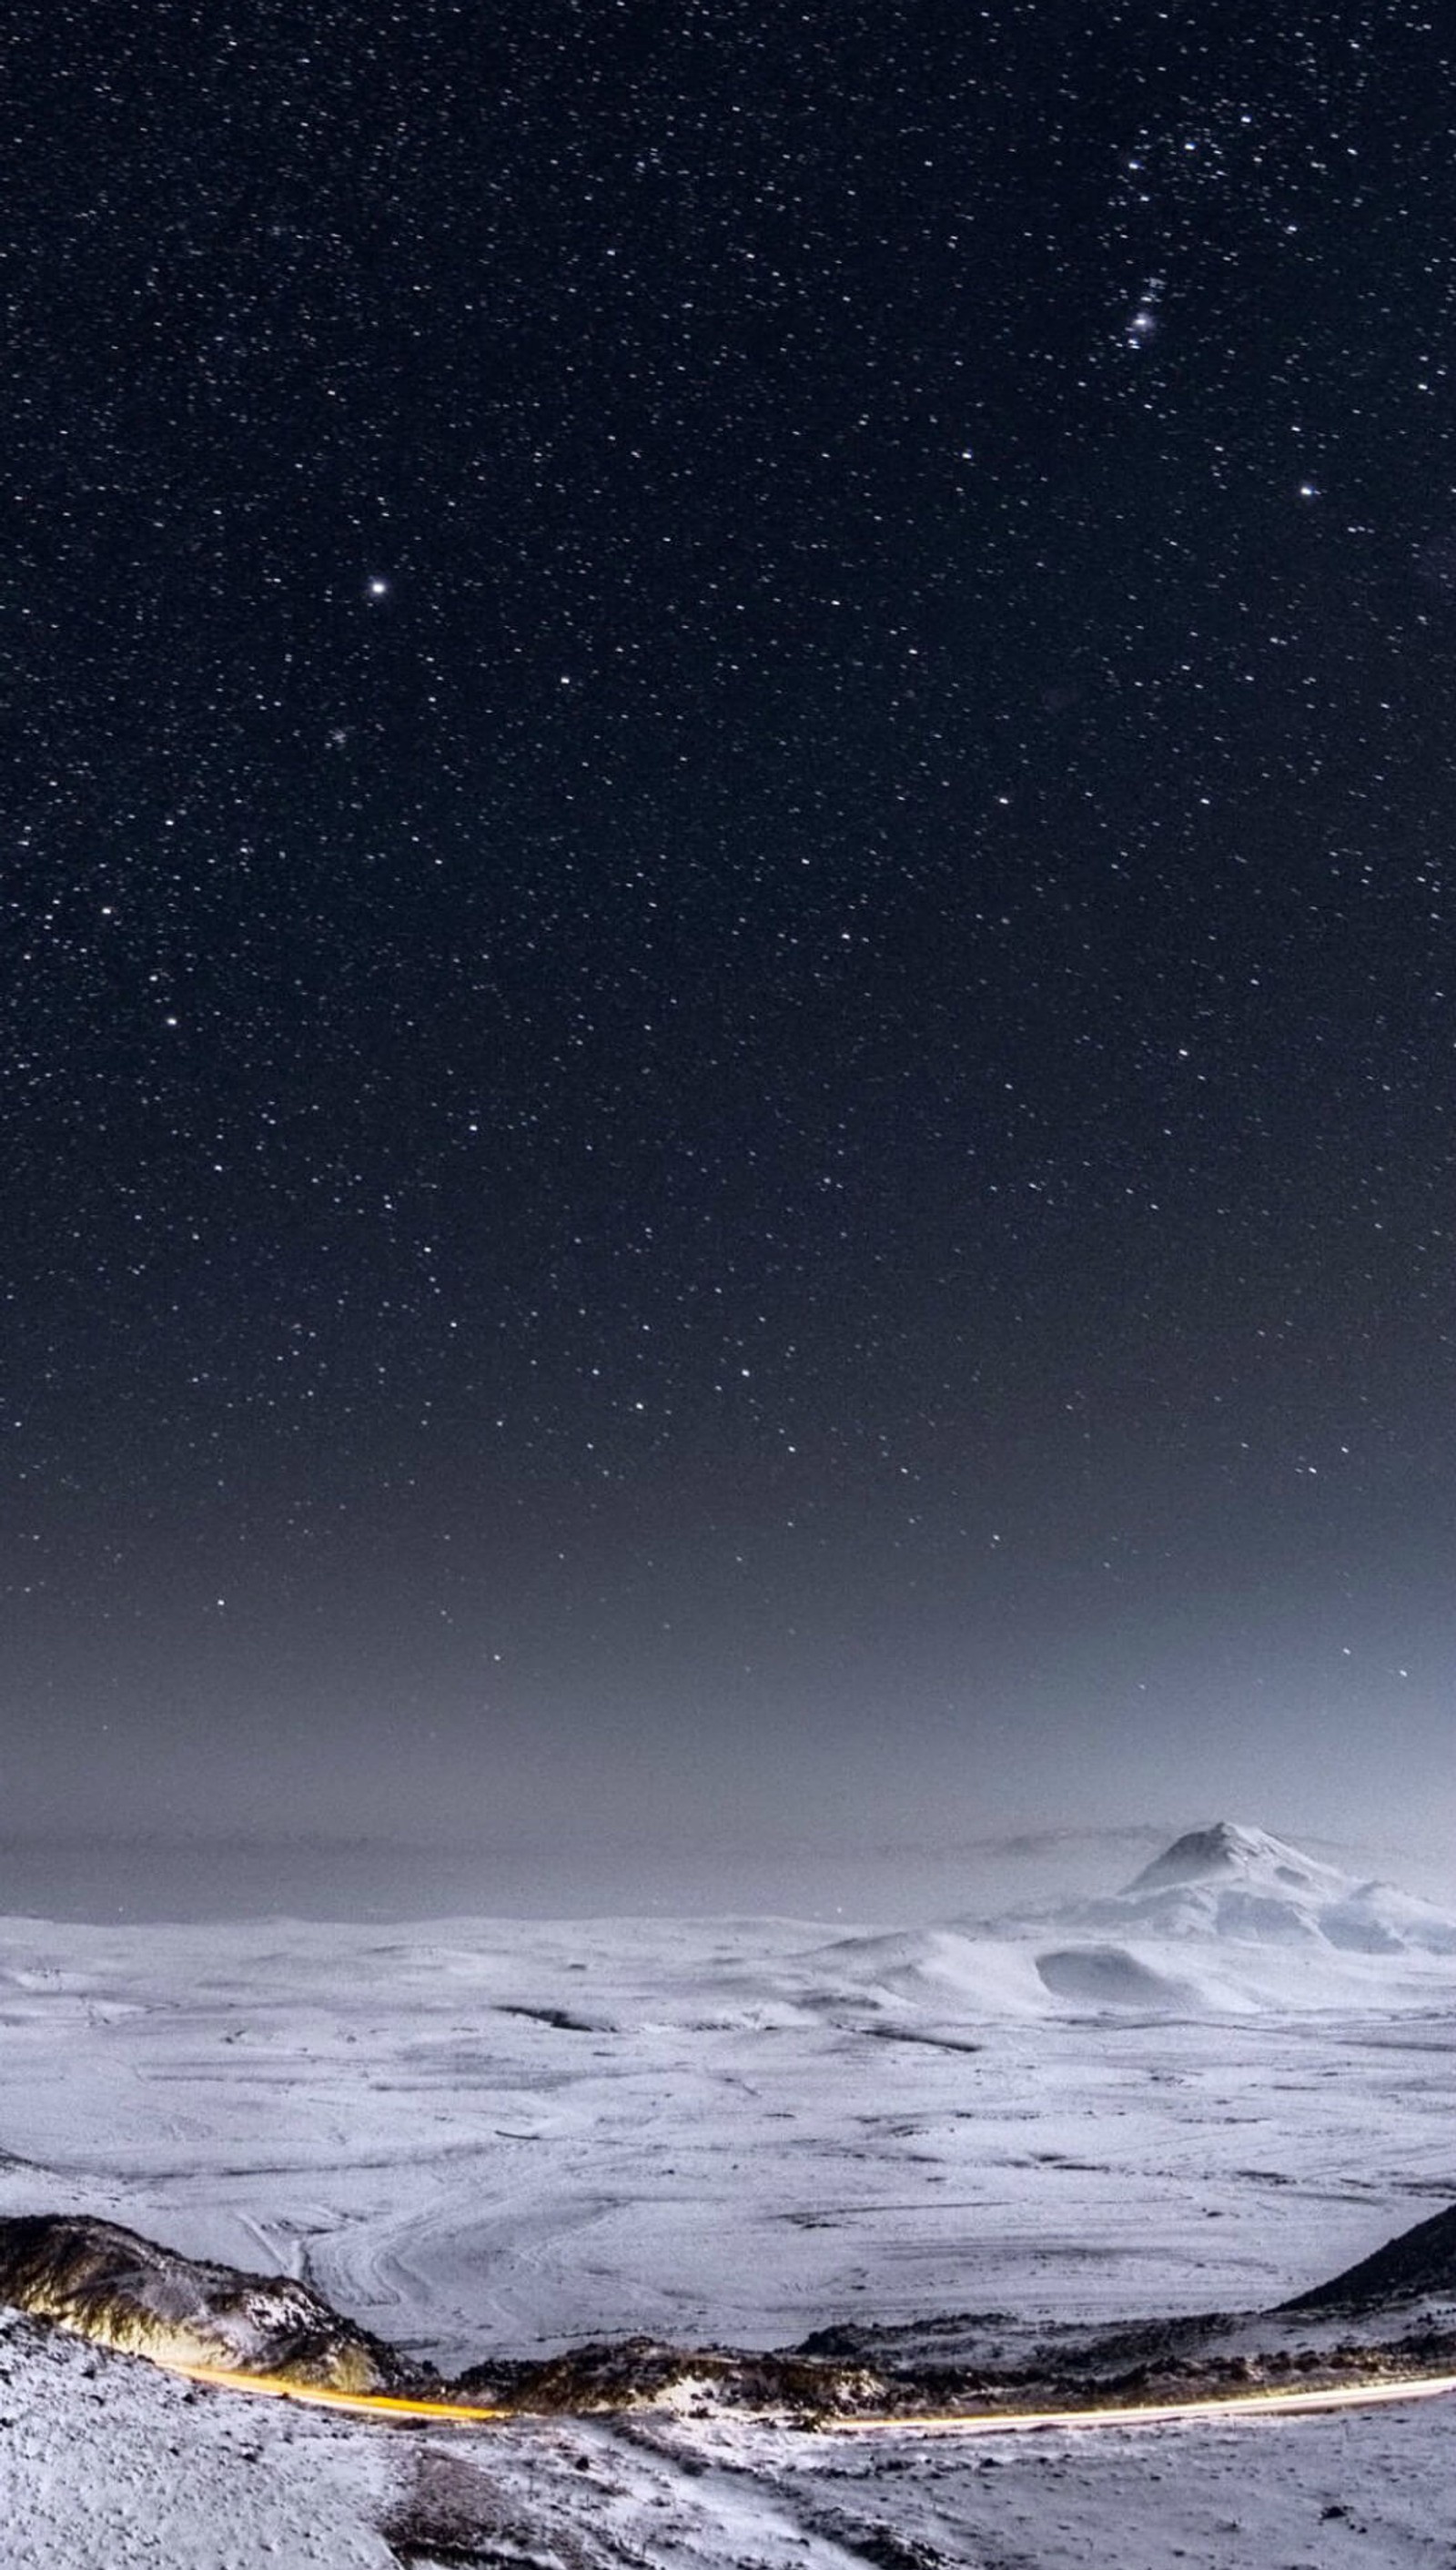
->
(829, 2371), (1456, 2435)
(162, 2358), (1456, 2436)
(167, 2363), (513, 2421)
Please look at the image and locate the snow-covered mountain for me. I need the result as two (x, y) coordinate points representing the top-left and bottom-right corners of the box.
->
(1127, 1821), (1345, 1897)
(795, 1822), (1456, 2024)
(1057, 1820), (1456, 1955)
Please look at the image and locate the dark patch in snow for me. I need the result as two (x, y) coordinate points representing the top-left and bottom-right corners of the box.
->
(496, 2006), (610, 2035)
(381, 2446), (561, 2567)
(864, 2026), (984, 2055)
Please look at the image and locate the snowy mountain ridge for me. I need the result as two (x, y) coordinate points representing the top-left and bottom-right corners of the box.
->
(797, 1821), (1456, 2025)
(1126, 1821), (1345, 1896)
(1050, 1818), (1456, 1955)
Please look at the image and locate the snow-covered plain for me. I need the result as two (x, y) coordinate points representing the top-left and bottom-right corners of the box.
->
(5, 1821), (1456, 2565)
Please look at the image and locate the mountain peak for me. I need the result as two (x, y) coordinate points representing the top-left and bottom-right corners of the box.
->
(1033, 1820), (1456, 1970)
(1127, 1823), (1332, 1896)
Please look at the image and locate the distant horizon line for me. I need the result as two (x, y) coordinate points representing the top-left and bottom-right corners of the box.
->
(0, 1816), (1355, 1855)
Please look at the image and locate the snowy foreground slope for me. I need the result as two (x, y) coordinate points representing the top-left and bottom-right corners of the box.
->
(4, 1820), (1456, 2565)
(9, 2302), (1456, 2570)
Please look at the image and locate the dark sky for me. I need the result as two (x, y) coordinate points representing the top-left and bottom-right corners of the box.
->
(5, 0), (1455, 1864)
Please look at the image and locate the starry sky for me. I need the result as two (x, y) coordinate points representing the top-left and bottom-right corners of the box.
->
(5, 0), (1456, 1872)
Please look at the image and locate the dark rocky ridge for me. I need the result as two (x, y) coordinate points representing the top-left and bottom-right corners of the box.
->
(1280, 2202), (1456, 2313)
(5, 2205), (1456, 2421)
(0, 2213), (409, 2393)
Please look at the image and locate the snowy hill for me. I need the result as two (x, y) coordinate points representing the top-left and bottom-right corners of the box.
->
(1057, 1820), (1456, 1956)
(1126, 1821), (1344, 1897)
(795, 1822), (1456, 2024)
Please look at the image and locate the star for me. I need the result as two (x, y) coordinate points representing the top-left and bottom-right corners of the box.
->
(1124, 274), (1165, 349)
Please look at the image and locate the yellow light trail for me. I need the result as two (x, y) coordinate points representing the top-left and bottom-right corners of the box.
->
(165, 2363), (515, 2422)
(161, 2359), (1456, 2437)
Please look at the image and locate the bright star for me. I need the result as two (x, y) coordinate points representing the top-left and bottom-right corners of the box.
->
(1124, 274), (1164, 349)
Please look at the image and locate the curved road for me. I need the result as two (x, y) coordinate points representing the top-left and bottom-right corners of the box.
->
(163, 2357), (1456, 2436)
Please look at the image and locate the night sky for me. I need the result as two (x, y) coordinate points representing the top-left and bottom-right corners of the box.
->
(5, 0), (1456, 1868)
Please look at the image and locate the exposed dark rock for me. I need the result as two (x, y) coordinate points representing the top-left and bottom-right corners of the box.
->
(452, 2331), (892, 2417)
(495, 2006), (608, 2034)
(0, 2213), (409, 2392)
(1280, 2202), (1456, 2312)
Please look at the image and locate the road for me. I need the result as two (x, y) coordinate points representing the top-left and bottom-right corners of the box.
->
(163, 2357), (1456, 2436)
